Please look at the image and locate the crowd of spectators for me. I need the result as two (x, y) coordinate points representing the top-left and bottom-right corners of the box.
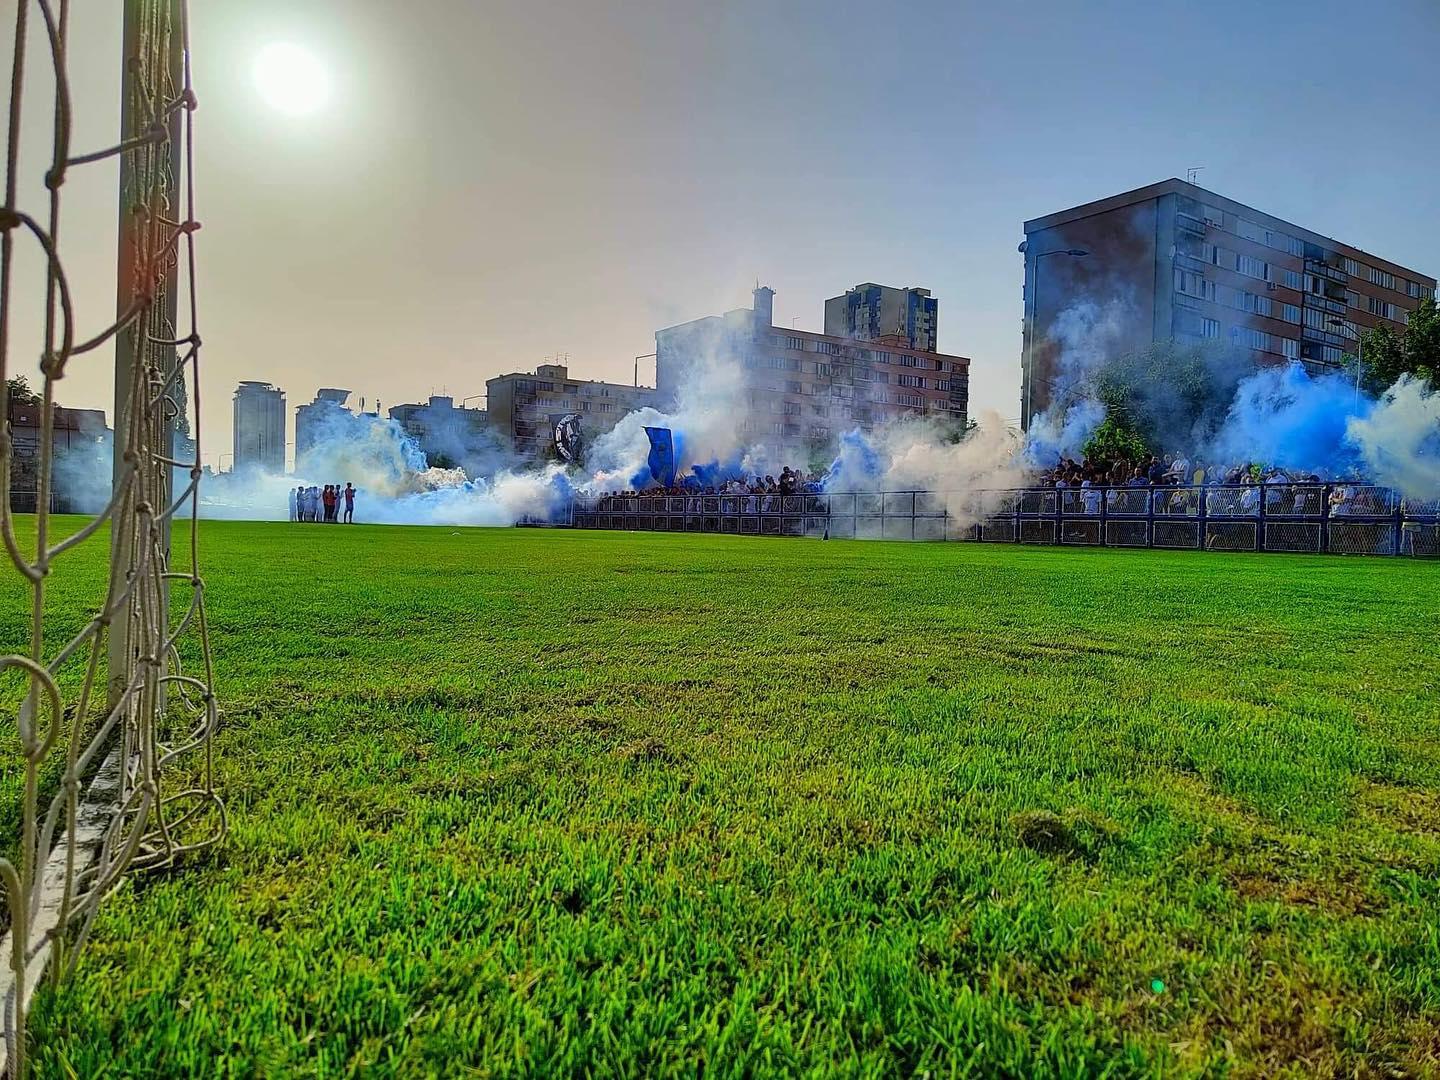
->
(597, 465), (825, 502)
(1033, 452), (1397, 519)
(1035, 452), (1335, 491)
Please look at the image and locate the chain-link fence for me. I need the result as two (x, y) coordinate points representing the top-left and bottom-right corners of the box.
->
(1, 1), (222, 1073)
(569, 483), (1439, 557)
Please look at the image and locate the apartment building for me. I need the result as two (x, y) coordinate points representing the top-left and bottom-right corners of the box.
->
(656, 286), (969, 462)
(1019, 178), (1436, 428)
(824, 283), (938, 352)
(485, 364), (657, 459)
(232, 381), (286, 473)
(388, 395), (491, 469)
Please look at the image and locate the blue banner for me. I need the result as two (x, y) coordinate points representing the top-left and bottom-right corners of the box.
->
(644, 426), (675, 488)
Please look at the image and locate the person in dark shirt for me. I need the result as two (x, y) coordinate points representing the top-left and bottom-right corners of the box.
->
(343, 482), (356, 523)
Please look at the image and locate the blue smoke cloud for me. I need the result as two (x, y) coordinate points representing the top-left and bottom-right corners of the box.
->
(1208, 363), (1371, 477)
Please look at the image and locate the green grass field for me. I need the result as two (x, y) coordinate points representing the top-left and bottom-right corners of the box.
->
(3, 520), (1439, 1077)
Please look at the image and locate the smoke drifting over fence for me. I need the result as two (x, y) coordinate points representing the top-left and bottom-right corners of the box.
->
(52, 305), (1440, 528)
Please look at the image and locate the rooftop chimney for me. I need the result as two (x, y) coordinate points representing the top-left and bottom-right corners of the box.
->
(753, 285), (774, 328)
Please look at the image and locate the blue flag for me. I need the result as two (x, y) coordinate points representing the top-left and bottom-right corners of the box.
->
(644, 426), (675, 487)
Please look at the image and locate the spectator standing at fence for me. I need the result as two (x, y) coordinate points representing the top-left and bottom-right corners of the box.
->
(320, 484), (334, 523)
(343, 482), (356, 524)
(1082, 479), (1101, 516)
(288, 486), (299, 522)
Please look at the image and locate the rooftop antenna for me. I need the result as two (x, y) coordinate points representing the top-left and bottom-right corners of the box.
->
(1186, 166), (1205, 185)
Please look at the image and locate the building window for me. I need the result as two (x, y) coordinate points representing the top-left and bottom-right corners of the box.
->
(1237, 254), (1270, 281)
(1230, 326), (1272, 351)
(1367, 296), (1397, 320)
(1281, 303), (1301, 323)
(1368, 266), (1396, 290)
(1175, 269), (1215, 301)
(1341, 256), (1360, 276)
(1282, 268), (1302, 290)
(1200, 317), (1220, 339)
(1281, 337), (1299, 359)
(897, 373), (924, 388)
(815, 341), (840, 355)
(897, 393), (924, 408)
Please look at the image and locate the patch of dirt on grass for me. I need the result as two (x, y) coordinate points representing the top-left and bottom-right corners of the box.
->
(1012, 810), (1080, 856)
(1227, 865), (1386, 917)
(617, 736), (683, 764)
(1358, 781), (1440, 838)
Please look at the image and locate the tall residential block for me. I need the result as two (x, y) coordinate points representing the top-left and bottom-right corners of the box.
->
(294, 388), (352, 465)
(657, 286), (968, 462)
(232, 381), (286, 473)
(824, 283), (938, 352)
(1019, 178), (1436, 429)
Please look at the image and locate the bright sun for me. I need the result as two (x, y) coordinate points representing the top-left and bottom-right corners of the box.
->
(253, 43), (331, 116)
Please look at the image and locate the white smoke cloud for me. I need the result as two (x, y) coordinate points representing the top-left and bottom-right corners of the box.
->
(1347, 375), (1440, 499)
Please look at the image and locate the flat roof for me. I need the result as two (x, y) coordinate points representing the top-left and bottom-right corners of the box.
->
(1024, 178), (1434, 285)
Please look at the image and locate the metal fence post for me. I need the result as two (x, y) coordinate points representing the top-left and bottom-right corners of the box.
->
(1320, 483), (1331, 554)
(1257, 481), (1267, 552)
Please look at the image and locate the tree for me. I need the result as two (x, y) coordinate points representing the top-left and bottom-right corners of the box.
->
(1358, 296), (1438, 395)
(6, 374), (42, 407)
(1083, 414), (1149, 465)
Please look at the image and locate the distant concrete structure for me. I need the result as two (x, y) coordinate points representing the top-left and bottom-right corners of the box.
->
(486, 364), (656, 459)
(824, 283), (938, 353)
(294, 388), (351, 465)
(232, 381), (286, 473)
(388, 395), (492, 469)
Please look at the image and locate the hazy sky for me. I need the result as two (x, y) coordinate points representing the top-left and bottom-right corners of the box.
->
(7, 0), (1438, 469)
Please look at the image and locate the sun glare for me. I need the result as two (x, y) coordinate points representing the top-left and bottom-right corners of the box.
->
(253, 42), (331, 116)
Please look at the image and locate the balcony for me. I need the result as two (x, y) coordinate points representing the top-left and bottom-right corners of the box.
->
(1304, 258), (1349, 285)
(1304, 294), (1346, 316)
(1175, 212), (1206, 236)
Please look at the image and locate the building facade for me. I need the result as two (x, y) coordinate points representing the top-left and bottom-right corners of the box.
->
(294, 388), (352, 466)
(388, 395), (492, 469)
(486, 364), (656, 459)
(824, 283), (938, 352)
(1019, 178), (1437, 429)
(656, 286), (969, 463)
(6, 397), (110, 513)
(232, 381), (286, 473)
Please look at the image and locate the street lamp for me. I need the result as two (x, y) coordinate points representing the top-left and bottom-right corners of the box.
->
(1327, 317), (1363, 408)
(1019, 243), (1089, 430)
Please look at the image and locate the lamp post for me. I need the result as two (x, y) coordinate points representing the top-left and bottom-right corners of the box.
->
(1019, 243), (1089, 430)
(1327, 317), (1363, 409)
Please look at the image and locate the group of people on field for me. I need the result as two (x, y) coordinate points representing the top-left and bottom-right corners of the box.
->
(290, 483), (356, 524)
